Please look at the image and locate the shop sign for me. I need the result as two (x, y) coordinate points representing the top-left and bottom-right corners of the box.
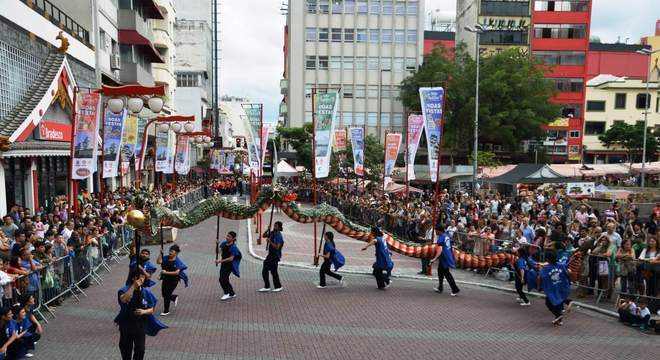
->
(37, 121), (71, 142)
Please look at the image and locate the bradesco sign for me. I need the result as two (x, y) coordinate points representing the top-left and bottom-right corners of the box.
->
(37, 121), (71, 142)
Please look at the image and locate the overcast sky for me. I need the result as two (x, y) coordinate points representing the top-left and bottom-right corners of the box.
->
(221, 1), (658, 123)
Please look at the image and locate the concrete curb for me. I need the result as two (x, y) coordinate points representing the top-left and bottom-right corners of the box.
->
(244, 219), (618, 319)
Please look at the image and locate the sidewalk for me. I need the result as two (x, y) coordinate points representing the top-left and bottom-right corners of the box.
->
(249, 207), (620, 318)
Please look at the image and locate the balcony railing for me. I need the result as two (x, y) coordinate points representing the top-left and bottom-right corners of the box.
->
(22, 0), (92, 47)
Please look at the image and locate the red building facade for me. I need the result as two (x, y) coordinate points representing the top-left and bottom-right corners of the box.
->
(531, 0), (593, 163)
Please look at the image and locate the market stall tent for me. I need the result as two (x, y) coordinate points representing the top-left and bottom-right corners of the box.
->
(275, 160), (298, 178)
(485, 164), (575, 185)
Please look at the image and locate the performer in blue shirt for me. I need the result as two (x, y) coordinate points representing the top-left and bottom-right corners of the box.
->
(540, 250), (573, 326)
(429, 225), (460, 296)
(317, 231), (345, 288)
(157, 244), (189, 316)
(115, 269), (167, 360)
(362, 227), (393, 290)
(514, 247), (531, 306)
(216, 231), (242, 300)
(0, 306), (26, 360)
(259, 221), (284, 292)
(129, 248), (157, 288)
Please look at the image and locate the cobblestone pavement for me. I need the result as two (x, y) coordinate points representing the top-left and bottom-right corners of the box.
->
(35, 215), (658, 360)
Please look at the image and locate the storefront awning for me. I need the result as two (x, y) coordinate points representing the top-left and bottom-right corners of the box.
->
(1, 140), (70, 158)
(118, 30), (165, 63)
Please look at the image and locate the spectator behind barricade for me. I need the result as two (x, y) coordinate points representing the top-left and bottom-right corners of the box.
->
(20, 250), (42, 300)
(616, 239), (637, 294)
(591, 235), (615, 298)
(0, 258), (16, 306)
(2, 216), (19, 242)
(603, 222), (622, 249)
(638, 237), (659, 297)
(626, 223), (647, 258)
(0, 231), (9, 261)
(61, 221), (74, 242)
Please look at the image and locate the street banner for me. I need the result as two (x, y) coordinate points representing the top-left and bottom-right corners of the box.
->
(334, 129), (347, 152)
(175, 135), (190, 175)
(349, 127), (364, 176)
(102, 108), (126, 178)
(419, 87), (445, 182)
(120, 114), (138, 176)
(261, 125), (270, 168)
(163, 131), (175, 174)
(314, 92), (339, 178)
(155, 130), (169, 173)
(210, 149), (220, 171)
(384, 133), (402, 177)
(226, 153), (235, 172)
(71, 92), (101, 180)
(242, 104), (262, 171)
(134, 117), (148, 171)
(406, 114), (424, 180)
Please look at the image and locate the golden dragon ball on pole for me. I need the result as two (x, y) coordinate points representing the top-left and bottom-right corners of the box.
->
(127, 210), (146, 228)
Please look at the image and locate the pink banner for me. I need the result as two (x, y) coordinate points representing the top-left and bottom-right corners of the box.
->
(406, 114), (424, 180)
(334, 129), (347, 151)
(384, 133), (402, 177)
(260, 125), (270, 171)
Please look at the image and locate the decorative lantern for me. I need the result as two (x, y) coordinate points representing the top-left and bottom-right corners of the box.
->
(108, 98), (124, 114)
(147, 97), (164, 113)
(171, 122), (183, 133)
(158, 123), (170, 132)
(127, 97), (144, 113)
(184, 122), (195, 132)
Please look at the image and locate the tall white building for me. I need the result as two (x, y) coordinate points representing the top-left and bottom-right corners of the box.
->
(151, 0), (177, 110)
(283, 0), (425, 141)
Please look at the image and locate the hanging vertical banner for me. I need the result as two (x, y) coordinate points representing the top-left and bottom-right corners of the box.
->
(260, 125), (270, 168)
(384, 133), (402, 177)
(120, 114), (138, 176)
(102, 108), (126, 178)
(210, 149), (220, 171)
(134, 117), (148, 171)
(419, 87), (445, 182)
(71, 92), (101, 180)
(155, 130), (169, 172)
(226, 153), (235, 172)
(406, 114), (425, 180)
(349, 127), (364, 176)
(334, 129), (347, 152)
(175, 135), (191, 175)
(242, 104), (262, 171)
(163, 131), (175, 174)
(314, 92), (338, 178)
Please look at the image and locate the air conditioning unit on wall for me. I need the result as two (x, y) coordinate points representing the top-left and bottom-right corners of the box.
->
(110, 53), (121, 70)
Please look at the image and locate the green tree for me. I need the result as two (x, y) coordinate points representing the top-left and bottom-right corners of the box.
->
(599, 122), (658, 164)
(276, 123), (313, 170)
(468, 151), (503, 167)
(399, 45), (560, 157)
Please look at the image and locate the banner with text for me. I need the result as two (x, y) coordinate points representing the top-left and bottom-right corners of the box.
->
(164, 131), (175, 174)
(419, 87), (445, 182)
(242, 104), (262, 172)
(175, 135), (190, 175)
(134, 117), (148, 171)
(349, 127), (364, 176)
(314, 92), (338, 178)
(71, 92), (101, 180)
(120, 115), (138, 176)
(261, 125), (270, 168)
(406, 114), (424, 180)
(155, 130), (169, 173)
(334, 129), (347, 152)
(102, 109), (126, 178)
(384, 133), (402, 177)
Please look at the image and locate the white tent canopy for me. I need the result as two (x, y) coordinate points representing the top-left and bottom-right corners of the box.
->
(275, 160), (298, 178)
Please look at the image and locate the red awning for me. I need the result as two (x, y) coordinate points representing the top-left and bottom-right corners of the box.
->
(139, 0), (165, 19)
(118, 30), (165, 63)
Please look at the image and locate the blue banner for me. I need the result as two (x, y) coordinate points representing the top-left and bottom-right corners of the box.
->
(102, 109), (126, 178)
(419, 87), (444, 182)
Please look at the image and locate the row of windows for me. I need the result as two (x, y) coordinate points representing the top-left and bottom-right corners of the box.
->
(586, 94), (656, 112)
(306, 27), (417, 44)
(304, 111), (406, 127)
(305, 56), (416, 71)
(176, 73), (201, 88)
(533, 24), (587, 39)
(533, 51), (585, 66)
(550, 78), (583, 93)
(306, 0), (418, 16)
(585, 121), (649, 136)
(304, 84), (401, 99)
(480, 1), (530, 17)
(534, 1), (589, 12)
(479, 30), (529, 45)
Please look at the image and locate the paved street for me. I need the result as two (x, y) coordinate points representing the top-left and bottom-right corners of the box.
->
(33, 215), (658, 360)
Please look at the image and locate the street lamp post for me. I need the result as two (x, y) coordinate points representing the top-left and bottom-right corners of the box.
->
(464, 25), (485, 196)
(635, 48), (660, 188)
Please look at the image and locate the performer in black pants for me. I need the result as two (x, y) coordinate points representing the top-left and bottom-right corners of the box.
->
(216, 231), (242, 301)
(259, 222), (285, 292)
(114, 269), (167, 360)
(317, 232), (345, 288)
(157, 245), (189, 316)
(429, 225), (460, 296)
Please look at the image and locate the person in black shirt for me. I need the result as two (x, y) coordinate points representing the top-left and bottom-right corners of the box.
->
(216, 231), (241, 301)
(157, 245), (188, 316)
(259, 222), (284, 292)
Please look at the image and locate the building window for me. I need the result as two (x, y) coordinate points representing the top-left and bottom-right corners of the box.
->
(534, 1), (589, 12)
(368, 57), (379, 70)
(356, 29), (367, 42)
(551, 78), (583, 92)
(569, 130), (580, 138)
(369, 29), (380, 43)
(305, 111), (313, 123)
(344, 85), (354, 98)
(393, 57), (404, 72)
(344, 29), (355, 42)
(342, 56), (354, 70)
(405, 57), (417, 71)
(382, 0), (393, 15)
(357, 1), (368, 13)
(380, 85), (392, 98)
(176, 73), (200, 87)
(393, 113), (403, 126)
(305, 84), (313, 98)
(381, 57), (392, 70)
(318, 56), (329, 70)
(331, 28), (342, 42)
(560, 104), (581, 118)
(585, 121), (606, 135)
(656, 97), (659, 112)
(636, 93), (651, 109)
(394, 30), (405, 43)
(614, 93), (626, 109)
(306, 56), (317, 69)
(407, 30), (417, 43)
(343, 112), (353, 125)
(355, 113), (365, 125)
(370, 0), (380, 14)
(481, 1), (531, 16)
(306, 0), (317, 13)
(306, 28), (317, 41)
(382, 30), (393, 43)
(381, 113), (391, 125)
(367, 85), (379, 98)
(407, 2), (418, 15)
(332, 0), (343, 13)
(319, 0), (329, 13)
(355, 85), (366, 98)
(395, 1), (406, 15)
(368, 112), (378, 126)
(330, 56), (342, 70)
(586, 101), (605, 112)
(355, 57), (366, 70)
(479, 30), (529, 45)
(533, 51), (585, 65)
(533, 24), (587, 39)
(319, 28), (329, 42)
(344, 0), (355, 13)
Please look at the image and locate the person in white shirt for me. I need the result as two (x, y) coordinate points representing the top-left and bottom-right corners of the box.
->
(603, 222), (622, 248)
(62, 221), (74, 242)
(446, 219), (458, 240)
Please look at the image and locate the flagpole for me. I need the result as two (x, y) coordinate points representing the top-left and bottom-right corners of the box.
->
(405, 112), (409, 199)
(311, 88), (319, 265)
(68, 87), (79, 219)
(430, 87), (447, 245)
(258, 104), (263, 243)
(382, 130), (388, 193)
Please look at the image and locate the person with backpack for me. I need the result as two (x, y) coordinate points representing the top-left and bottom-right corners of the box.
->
(216, 231), (242, 300)
(540, 250), (573, 326)
(317, 232), (345, 288)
